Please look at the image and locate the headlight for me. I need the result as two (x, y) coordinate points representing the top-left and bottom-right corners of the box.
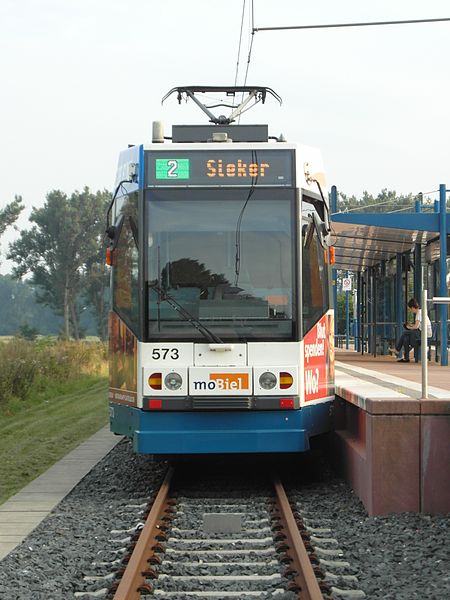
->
(259, 371), (277, 390)
(164, 372), (182, 391)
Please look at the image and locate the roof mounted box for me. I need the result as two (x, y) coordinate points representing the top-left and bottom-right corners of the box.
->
(172, 124), (269, 143)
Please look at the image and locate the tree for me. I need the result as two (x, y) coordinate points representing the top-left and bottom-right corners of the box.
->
(0, 274), (63, 335)
(0, 196), (23, 238)
(337, 291), (354, 334)
(77, 189), (111, 340)
(8, 188), (111, 340)
(0, 196), (24, 264)
(334, 189), (417, 214)
(83, 242), (111, 341)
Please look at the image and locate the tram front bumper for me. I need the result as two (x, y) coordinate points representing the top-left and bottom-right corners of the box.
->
(110, 402), (332, 454)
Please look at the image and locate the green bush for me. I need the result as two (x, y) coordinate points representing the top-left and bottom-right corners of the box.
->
(18, 324), (39, 340)
(0, 338), (107, 408)
(0, 339), (39, 403)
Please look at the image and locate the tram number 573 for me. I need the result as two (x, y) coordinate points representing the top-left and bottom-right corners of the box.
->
(152, 348), (180, 360)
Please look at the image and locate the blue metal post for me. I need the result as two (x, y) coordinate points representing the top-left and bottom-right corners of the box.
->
(439, 184), (448, 366)
(331, 186), (338, 339)
(381, 261), (387, 353)
(414, 244), (422, 301)
(356, 271), (361, 352)
(345, 270), (349, 349)
(414, 197), (422, 301)
(361, 271), (367, 355)
(367, 268), (373, 354)
(396, 253), (403, 344)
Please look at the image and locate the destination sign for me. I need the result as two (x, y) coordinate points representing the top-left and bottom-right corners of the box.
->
(146, 150), (293, 187)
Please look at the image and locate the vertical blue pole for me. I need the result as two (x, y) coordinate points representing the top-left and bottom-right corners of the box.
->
(414, 196), (422, 301)
(356, 271), (361, 352)
(372, 267), (378, 356)
(414, 245), (422, 300)
(439, 184), (448, 366)
(367, 268), (373, 354)
(345, 270), (349, 349)
(331, 186), (338, 340)
(381, 261), (387, 353)
(434, 195), (439, 350)
(396, 253), (403, 343)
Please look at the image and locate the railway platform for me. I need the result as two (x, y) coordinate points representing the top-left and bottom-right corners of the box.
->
(0, 426), (121, 561)
(334, 349), (450, 516)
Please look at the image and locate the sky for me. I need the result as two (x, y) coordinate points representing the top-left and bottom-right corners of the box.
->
(0, 0), (449, 272)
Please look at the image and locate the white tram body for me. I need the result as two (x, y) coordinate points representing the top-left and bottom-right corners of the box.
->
(108, 89), (334, 454)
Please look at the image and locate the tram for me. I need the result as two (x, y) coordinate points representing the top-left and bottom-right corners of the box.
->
(107, 86), (334, 454)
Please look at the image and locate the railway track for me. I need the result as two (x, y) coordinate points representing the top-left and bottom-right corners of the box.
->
(109, 466), (330, 599)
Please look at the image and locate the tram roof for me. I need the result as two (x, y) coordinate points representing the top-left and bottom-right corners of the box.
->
(330, 211), (441, 271)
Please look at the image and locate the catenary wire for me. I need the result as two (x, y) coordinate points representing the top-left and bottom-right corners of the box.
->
(238, 0), (255, 123)
(243, 0), (255, 87)
(253, 17), (450, 33)
(333, 198), (414, 214)
(234, 1), (247, 87)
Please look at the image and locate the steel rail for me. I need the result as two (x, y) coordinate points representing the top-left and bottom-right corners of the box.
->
(273, 477), (324, 599)
(113, 467), (174, 600)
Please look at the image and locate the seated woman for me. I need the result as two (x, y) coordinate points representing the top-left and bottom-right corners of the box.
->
(390, 298), (432, 363)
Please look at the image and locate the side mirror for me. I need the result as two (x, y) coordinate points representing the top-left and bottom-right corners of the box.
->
(106, 225), (116, 240)
(106, 215), (124, 247)
(302, 221), (314, 248)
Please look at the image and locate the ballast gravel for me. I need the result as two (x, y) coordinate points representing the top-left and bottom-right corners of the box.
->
(0, 438), (447, 599)
(0, 439), (166, 600)
(283, 459), (450, 600)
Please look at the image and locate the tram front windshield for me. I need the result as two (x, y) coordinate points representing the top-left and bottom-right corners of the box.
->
(146, 188), (296, 341)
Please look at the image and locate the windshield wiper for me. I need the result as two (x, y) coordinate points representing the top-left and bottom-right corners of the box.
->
(149, 282), (223, 344)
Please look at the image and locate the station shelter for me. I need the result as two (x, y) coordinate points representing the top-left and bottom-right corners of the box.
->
(330, 184), (450, 366)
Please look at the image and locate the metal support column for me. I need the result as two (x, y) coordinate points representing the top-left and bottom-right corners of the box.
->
(439, 184), (448, 366)
(368, 268), (373, 354)
(396, 253), (403, 345)
(414, 244), (422, 301)
(361, 271), (366, 355)
(345, 270), (349, 349)
(331, 186), (338, 340)
(356, 271), (361, 352)
(381, 261), (387, 354)
(414, 196), (422, 300)
(373, 267), (378, 356)
(421, 289), (428, 398)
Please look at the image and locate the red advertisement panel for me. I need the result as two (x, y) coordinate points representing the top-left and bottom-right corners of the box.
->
(304, 312), (334, 402)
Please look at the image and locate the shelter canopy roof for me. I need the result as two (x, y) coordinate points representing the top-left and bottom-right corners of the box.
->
(331, 212), (439, 271)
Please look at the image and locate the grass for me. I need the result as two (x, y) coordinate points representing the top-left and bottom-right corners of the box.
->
(0, 376), (108, 505)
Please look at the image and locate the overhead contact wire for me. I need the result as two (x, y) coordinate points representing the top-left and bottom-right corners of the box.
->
(253, 17), (450, 33)
(243, 0), (255, 87)
(234, 0), (247, 87)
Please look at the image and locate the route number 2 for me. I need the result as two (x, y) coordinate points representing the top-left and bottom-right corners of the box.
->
(167, 160), (178, 178)
(152, 348), (179, 360)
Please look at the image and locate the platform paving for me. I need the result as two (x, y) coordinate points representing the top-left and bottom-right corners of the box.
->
(335, 348), (450, 398)
(0, 426), (121, 560)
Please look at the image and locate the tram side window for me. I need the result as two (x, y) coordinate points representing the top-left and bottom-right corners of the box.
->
(112, 194), (139, 334)
(302, 227), (329, 334)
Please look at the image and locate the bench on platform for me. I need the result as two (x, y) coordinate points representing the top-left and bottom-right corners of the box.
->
(414, 322), (438, 362)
